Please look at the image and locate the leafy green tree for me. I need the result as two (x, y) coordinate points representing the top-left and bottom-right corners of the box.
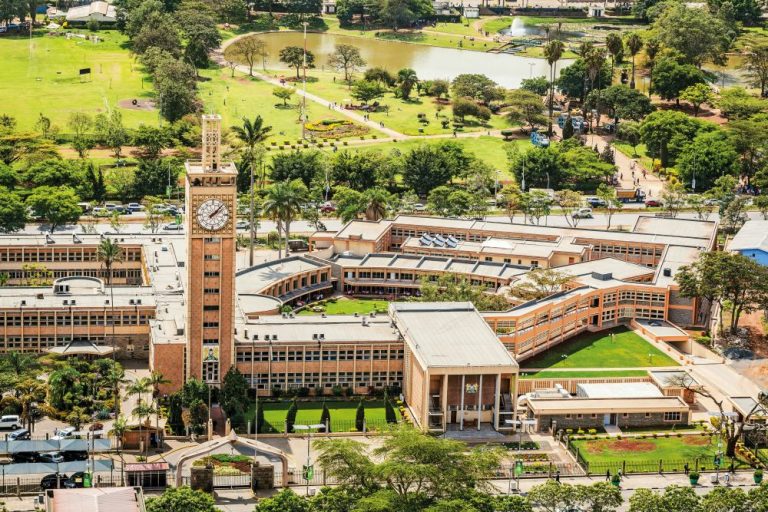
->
(270, 150), (323, 189)
(225, 36), (268, 76)
(255, 488), (310, 512)
(520, 76), (549, 96)
(280, 46), (316, 79)
(528, 480), (579, 512)
(178, 8), (221, 68)
(543, 40), (565, 135)
(132, 12), (181, 56)
(587, 84), (653, 123)
(506, 89), (546, 131)
(314, 438), (377, 489)
(396, 68), (418, 100)
(0, 187), (27, 233)
(744, 44), (768, 97)
(700, 487), (748, 512)
(272, 87), (295, 106)
(509, 267), (572, 300)
(639, 110), (710, 167)
(628, 488), (664, 512)
(256, 400), (265, 433)
(576, 482), (623, 512)
(426, 79), (450, 99)
(220, 367), (249, 423)
(133, 125), (173, 160)
(262, 180), (308, 257)
(677, 251), (768, 335)
(556, 58), (612, 102)
(401, 144), (457, 196)
(146, 486), (218, 512)
(679, 83), (714, 116)
(650, 57), (709, 104)
(728, 113), (768, 176)
(384, 392), (397, 424)
(676, 130), (739, 190)
(352, 79), (386, 104)
(132, 158), (181, 199)
(451, 74), (504, 103)
(605, 33), (624, 79)
(94, 110), (129, 159)
(26, 186), (81, 233)
(153, 55), (198, 122)
(651, 3), (729, 65)
(328, 44), (366, 82)
(717, 87), (768, 119)
(167, 393), (184, 435)
(617, 121), (641, 155)
(707, 0), (761, 25)
(748, 484), (768, 512)
(364, 67), (396, 86)
(452, 97), (491, 123)
(0, 162), (17, 189)
(330, 150), (386, 191)
(355, 399), (365, 431)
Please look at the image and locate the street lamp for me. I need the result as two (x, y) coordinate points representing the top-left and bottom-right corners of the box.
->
(293, 423), (325, 496)
(494, 170), (501, 207)
(528, 62), (535, 79)
(301, 22), (309, 140)
(504, 419), (523, 493)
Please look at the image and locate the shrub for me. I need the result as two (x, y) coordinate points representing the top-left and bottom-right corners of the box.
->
(286, 399), (298, 433)
(320, 401), (331, 432)
(588, 429), (597, 435)
(689, 471), (700, 479)
(577, 429), (585, 435)
(355, 399), (365, 432)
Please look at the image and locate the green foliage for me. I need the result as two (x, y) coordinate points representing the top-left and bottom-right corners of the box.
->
(452, 97), (492, 123)
(557, 58), (612, 101)
(451, 74), (505, 103)
(520, 76), (550, 96)
(676, 130), (739, 191)
(355, 399), (365, 431)
(167, 393), (184, 435)
(256, 400), (265, 434)
(280, 46), (316, 79)
(351, 79), (387, 104)
(418, 273), (509, 311)
(651, 3), (730, 66)
(270, 150), (325, 189)
(401, 141), (473, 196)
(505, 89), (546, 130)
(0, 187), (26, 233)
(146, 486), (218, 512)
(717, 87), (768, 119)
(651, 57), (710, 102)
(587, 85), (654, 122)
(220, 367), (249, 422)
(384, 393), (397, 424)
(320, 401), (331, 431)
(639, 110), (713, 167)
(256, 488), (310, 512)
(26, 185), (81, 233)
(286, 398), (298, 433)
(679, 83), (714, 116)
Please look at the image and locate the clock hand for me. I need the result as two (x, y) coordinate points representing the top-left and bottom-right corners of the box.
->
(209, 205), (224, 219)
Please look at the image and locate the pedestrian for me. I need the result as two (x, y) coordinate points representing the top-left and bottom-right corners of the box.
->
(380, 121), (384, 128)
(620, 173), (623, 180)
(631, 170), (635, 178)
(684, 462), (689, 475)
(730, 461), (735, 474)
(606, 469), (611, 481)
(618, 469), (623, 480)
(555, 470), (561, 483)
(453, 130), (457, 137)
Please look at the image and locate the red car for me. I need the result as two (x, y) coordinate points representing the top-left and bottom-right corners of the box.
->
(644, 199), (663, 207)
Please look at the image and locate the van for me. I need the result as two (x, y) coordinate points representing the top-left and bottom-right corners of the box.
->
(0, 415), (21, 430)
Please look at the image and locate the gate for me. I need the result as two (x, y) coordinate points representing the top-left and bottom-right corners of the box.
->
(213, 473), (251, 489)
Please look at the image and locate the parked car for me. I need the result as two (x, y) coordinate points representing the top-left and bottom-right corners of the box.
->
(40, 474), (68, 490)
(235, 220), (250, 230)
(0, 415), (20, 430)
(585, 196), (607, 208)
(51, 426), (76, 440)
(162, 223), (183, 231)
(8, 428), (30, 440)
(319, 202), (336, 213)
(412, 203), (427, 212)
(127, 202), (145, 212)
(37, 452), (65, 463)
(12, 452), (36, 463)
(64, 472), (88, 488)
(645, 198), (663, 207)
(572, 207), (593, 219)
(62, 451), (88, 462)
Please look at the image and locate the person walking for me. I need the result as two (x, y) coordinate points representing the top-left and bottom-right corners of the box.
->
(555, 470), (561, 483)
(684, 463), (689, 475)
(606, 469), (611, 481)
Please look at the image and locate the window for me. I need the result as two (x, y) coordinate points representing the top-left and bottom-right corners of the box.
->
(204, 237), (221, 243)
(664, 412), (682, 421)
(577, 414), (583, 419)
(204, 271), (221, 277)
(203, 321), (219, 328)
(203, 305), (219, 311)
(204, 288), (220, 294)
(565, 414), (571, 419)
(204, 254), (221, 261)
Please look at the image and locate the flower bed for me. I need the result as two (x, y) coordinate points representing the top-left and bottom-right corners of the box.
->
(305, 119), (369, 139)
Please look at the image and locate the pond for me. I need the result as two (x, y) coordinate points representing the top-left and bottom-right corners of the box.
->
(242, 31), (574, 88)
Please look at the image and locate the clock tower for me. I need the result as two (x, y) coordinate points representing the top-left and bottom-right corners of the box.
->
(185, 114), (238, 385)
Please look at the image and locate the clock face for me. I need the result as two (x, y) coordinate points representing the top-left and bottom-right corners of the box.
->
(196, 199), (230, 231)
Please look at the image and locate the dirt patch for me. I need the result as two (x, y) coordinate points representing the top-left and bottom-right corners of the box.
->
(118, 98), (156, 111)
(682, 435), (713, 446)
(583, 439), (655, 454)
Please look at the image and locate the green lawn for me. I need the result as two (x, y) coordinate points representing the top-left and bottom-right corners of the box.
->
(573, 434), (717, 467)
(298, 298), (390, 316)
(245, 399), (400, 432)
(521, 327), (679, 369)
(0, 30), (154, 130)
(519, 370), (649, 380)
(430, 20), (483, 37)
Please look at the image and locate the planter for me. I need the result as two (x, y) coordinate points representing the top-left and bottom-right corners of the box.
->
(611, 480), (620, 488)
(689, 476), (699, 486)
(755, 474), (763, 484)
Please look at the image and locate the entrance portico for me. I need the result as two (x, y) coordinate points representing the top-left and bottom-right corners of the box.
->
(390, 302), (519, 433)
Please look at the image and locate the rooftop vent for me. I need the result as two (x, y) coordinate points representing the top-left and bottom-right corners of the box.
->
(36, 293), (44, 300)
(662, 268), (672, 277)
(319, 334), (325, 341)
(20, 300), (26, 306)
(591, 271), (613, 281)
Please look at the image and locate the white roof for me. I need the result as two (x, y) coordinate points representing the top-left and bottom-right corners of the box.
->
(577, 382), (663, 399)
(390, 302), (518, 369)
(728, 220), (768, 253)
(66, 1), (117, 21)
(51, 487), (139, 512)
(236, 256), (329, 295)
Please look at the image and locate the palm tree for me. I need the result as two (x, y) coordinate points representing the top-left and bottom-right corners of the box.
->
(363, 188), (392, 221)
(396, 68), (418, 100)
(3, 351), (38, 380)
(231, 116), (272, 267)
(147, 371), (170, 398)
(5, 379), (45, 430)
(131, 402), (157, 455)
(109, 415), (129, 484)
(543, 40), (565, 136)
(126, 376), (152, 406)
(262, 181), (308, 258)
(102, 365), (128, 416)
(625, 33), (644, 90)
(97, 239), (123, 363)
(605, 33), (624, 82)
(644, 37), (661, 98)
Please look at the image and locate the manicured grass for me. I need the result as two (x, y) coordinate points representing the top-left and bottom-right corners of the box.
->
(430, 20), (483, 37)
(572, 436), (724, 465)
(0, 30), (154, 130)
(245, 399), (400, 432)
(375, 30), (503, 53)
(298, 298), (389, 316)
(519, 370), (649, 380)
(296, 69), (509, 136)
(521, 327), (679, 369)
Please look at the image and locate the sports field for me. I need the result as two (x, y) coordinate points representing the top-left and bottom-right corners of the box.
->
(0, 31), (154, 130)
(522, 327), (679, 369)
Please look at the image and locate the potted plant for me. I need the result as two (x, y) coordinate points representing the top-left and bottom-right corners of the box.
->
(755, 469), (763, 484)
(689, 471), (700, 485)
(611, 474), (621, 487)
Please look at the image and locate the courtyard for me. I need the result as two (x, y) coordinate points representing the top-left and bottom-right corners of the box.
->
(522, 327), (680, 370)
(297, 297), (390, 316)
(246, 398), (401, 433)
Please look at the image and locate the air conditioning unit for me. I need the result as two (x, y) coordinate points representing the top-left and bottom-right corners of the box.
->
(312, 334), (318, 340)
(264, 335), (270, 341)
(662, 268), (672, 277)
(318, 334), (325, 341)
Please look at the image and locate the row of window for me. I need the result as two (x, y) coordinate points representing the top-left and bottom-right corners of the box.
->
(246, 371), (404, 389)
(562, 411), (682, 421)
(590, 244), (664, 257)
(2, 313), (154, 326)
(0, 248), (142, 263)
(236, 348), (404, 362)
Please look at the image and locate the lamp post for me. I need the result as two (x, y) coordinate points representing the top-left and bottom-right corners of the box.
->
(505, 419), (523, 493)
(301, 22), (309, 140)
(528, 62), (535, 79)
(293, 423), (325, 496)
(494, 170), (501, 207)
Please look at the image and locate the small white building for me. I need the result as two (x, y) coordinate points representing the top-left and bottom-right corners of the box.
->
(464, 6), (480, 18)
(588, 4), (604, 17)
(576, 382), (664, 399)
(66, 1), (118, 24)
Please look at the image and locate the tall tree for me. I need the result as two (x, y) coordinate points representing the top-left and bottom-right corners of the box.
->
(225, 36), (268, 76)
(98, 238), (123, 361)
(231, 116), (272, 266)
(744, 44), (768, 98)
(625, 33), (643, 89)
(279, 46), (316, 79)
(605, 33), (624, 81)
(543, 40), (565, 136)
(26, 186), (81, 233)
(0, 187), (26, 233)
(328, 44), (366, 83)
(396, 68), (419, 100)
(262, 180), (308, 258)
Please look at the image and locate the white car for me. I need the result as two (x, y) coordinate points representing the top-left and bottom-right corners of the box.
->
(52, 426), (76, 440)
(572, 207), (593, 219)
(0, 415), (20, 430)
(235, 220), (250, 230)
(412, 203), (427, 212)
(162, 223), (184, 231)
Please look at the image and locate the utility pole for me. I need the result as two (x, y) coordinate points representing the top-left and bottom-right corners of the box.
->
(301, 22), (308, 140)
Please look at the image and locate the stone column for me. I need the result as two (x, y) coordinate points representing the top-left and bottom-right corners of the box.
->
(477, 374), (483, 431)
(459, 374), (466, 431)
(251, 462), (275, 491)
(493, 373), (501, 430)
(441, 374), (449, 432)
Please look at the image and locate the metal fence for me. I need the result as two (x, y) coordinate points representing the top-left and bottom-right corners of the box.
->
(260, 418), (395, 435)
(213, 473), (252, 489)
(0, 473), (123, 497)
(567, 443), (732, 475)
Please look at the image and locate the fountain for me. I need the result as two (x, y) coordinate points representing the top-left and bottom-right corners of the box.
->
(508, 18), (528, 37)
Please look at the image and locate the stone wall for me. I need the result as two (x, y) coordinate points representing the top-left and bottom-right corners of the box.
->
(251, 462), (275, 490)
(190, 465), (213, 493)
